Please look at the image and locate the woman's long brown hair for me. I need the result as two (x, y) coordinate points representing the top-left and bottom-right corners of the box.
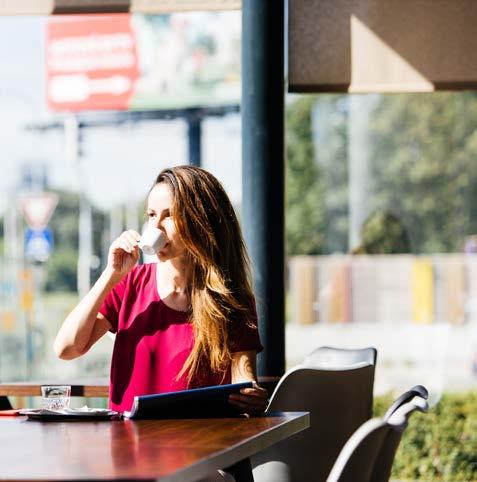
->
(154, 166), (256, 382)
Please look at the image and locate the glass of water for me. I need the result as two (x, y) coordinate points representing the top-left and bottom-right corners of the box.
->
(41, 385), (71, 410)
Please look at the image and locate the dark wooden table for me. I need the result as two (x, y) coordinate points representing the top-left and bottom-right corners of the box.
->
(0, 412), (308, 481)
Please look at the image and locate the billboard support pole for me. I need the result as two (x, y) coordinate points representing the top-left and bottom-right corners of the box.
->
(187, 116), (202, 167)
(65, 114), (92, 298)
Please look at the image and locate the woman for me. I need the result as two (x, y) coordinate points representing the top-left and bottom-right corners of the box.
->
(53, 166), (268, 415)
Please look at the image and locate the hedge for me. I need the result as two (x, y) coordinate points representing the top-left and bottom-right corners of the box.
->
(374, 391), (477, 481)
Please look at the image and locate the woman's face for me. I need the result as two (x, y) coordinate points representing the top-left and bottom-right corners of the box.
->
(147, 183), (187, 261)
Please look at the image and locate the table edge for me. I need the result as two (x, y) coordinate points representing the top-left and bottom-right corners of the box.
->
(162, 412), (310, 482)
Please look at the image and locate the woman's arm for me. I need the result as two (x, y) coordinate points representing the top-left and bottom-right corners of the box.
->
(53, 269), (120, 359)
(229, 350), (269, 414)
(53, 229), (140, 360)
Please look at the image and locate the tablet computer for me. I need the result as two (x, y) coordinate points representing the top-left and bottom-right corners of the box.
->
(124, 381), (253, 420)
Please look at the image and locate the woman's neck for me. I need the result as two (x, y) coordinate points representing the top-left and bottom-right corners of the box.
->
(157, 256), (191, 295)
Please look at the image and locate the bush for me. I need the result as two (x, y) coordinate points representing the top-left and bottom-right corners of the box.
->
(374, 392), (477, 481)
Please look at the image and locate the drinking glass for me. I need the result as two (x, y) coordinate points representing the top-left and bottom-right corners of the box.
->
(41, 385), (71, 410)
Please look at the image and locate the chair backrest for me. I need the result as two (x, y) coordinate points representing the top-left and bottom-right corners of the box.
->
(326, 396), (429, 482)
(383, 385), (428, 420)
(253, 363), (376, 482)
(370, 396), (428, 482)
(0, 396), (12, 411)
(303, 346), (377, 369)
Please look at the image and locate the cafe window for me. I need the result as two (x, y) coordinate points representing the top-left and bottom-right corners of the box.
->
(286, 91), (477, 399)
(0, 11), (241, 381)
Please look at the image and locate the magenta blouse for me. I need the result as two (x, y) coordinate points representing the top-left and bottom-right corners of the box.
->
(99, 263), (262, 413)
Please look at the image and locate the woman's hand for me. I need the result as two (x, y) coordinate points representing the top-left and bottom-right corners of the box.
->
(107, 230), (141, 277)
(228, 381), (269, 416)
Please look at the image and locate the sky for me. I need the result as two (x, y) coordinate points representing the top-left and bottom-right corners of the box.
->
(0, 14), (242, 214)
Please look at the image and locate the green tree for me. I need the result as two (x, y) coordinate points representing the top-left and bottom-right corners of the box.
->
(352, 211), (411, 254)
(44, 248), (78, 292)
(368, 92), (477, 253)
(286, 92), (477, 255)
(286, 96), (325, 255)
(45, 190), (107, 292)
(310, 95), (349, 253)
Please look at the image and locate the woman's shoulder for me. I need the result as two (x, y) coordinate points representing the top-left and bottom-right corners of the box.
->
(124, 263), (156, 288)
(132, 262), (155, 276)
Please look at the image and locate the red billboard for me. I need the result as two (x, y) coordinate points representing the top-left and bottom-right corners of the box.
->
(46, 15), (139, 111)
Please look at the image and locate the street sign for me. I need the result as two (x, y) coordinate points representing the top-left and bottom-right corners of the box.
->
(20, 192), (59, 230)
(46, 14), (138, 111)
(24, 228), (54, 263)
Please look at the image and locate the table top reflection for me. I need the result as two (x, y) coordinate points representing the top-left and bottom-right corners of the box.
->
(0, 412), (309, 481)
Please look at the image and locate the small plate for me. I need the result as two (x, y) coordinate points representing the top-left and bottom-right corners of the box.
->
(20, 408), (121, 421)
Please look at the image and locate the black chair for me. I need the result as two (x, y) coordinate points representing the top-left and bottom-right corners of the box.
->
(303, 346), (377, 369)
(0, 396), (13, 410)
(253, 358), (376, 481)
(326, 396), (429, 482)
(383, 385), (428, 420)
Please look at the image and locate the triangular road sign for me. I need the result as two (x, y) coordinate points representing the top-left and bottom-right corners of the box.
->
(21, 192), (59, 229)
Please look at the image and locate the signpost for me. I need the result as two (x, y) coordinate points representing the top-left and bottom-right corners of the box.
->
(19, 193), (58, 378)
(24, 228), (54, 263)
(21, 192), (58, 263)
(20, 192), (58, 231)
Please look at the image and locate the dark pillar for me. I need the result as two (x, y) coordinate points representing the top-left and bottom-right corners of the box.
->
(187, 116), (202, 167)
(242, 1), (285, 376)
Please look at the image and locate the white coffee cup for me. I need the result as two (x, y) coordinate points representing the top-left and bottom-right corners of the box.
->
(138, 226), (166, 255)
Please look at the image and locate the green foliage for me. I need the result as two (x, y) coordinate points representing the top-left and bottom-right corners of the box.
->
(374, 392), (477, 481)
(286, 96), (325, 255)
(311, 95), (349, 253)
(44, 190), (81, 292)
(286, 92), (477, 255)
(49, 190), (80, 250)
(354, 211), (411, 254)
(369, 92), (477, 253)
(286, 94), (351, 254)
(44, 190), (107, 292)
(44, 248), (78, 292)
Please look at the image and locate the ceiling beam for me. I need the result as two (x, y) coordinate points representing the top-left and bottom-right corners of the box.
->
(289, 0), (477, 93)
